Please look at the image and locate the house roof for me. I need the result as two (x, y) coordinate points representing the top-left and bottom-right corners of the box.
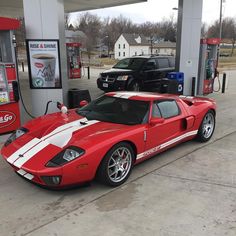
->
(122, 33), (150, 46)
(121, 34), (176, 48)
(153, 41), (176, 48)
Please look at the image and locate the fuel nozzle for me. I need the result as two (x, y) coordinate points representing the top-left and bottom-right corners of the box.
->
(57, 102), (68, 114)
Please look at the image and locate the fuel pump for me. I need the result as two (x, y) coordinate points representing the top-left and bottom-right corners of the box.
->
(0, 17), (21, 134)
(198, 38), (221, 95)
(66, 42), (82, 79)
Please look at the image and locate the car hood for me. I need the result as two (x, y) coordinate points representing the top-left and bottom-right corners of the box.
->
(19, 110), (134, 148)
(101, 68), (134, 76)
(2, 110), (137, 169)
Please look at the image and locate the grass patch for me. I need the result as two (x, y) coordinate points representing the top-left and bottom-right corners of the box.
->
(218, 48), (236, 70)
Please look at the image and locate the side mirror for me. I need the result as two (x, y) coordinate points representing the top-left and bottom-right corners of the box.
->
(149, 117), (165, 126)
(79, 100), (88, 107)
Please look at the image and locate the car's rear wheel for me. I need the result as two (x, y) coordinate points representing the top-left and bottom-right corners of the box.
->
(196, 110), (215, 142)
(128, 81), (140, 91)
(97, 142), (134, 186)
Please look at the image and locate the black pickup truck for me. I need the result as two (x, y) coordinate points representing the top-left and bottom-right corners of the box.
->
(97, 55), (175, 92)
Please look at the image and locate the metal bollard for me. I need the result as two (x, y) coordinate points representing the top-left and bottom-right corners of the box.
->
(191, 77), (196, 96)
(87, 66), (90, 80)
(222, 73), (226, 93)
(22, 61), (24, 72)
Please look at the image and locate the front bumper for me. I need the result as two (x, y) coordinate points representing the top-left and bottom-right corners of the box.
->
(97, 78), (126, 91)
(5, 157), (63, 187)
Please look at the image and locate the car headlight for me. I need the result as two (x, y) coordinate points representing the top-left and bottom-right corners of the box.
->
(46, 146), (85, 167)
(4, 127), (29, 147)
(117, 75), (129, 81)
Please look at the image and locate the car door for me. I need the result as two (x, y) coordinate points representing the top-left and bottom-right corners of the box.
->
(141, 59), (158, 90)
(155, 57), (173, 78)
(144, 99), (187, 155)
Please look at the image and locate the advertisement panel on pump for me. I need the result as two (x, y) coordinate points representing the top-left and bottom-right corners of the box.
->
(66, 42), (82, 79)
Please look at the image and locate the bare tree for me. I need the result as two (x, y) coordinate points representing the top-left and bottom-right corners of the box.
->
(101, 15), (135, 52)
(157, 16), (177, 42)
(74, 12), (102, 60)
(65, 13), (73, 30)
(208, 17), (236, 56)
(201, 23), (208, 38)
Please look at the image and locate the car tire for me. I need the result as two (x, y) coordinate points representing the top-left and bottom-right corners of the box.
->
(97, 142), (135, 187)
(196, 110), (215, 142)
(128, 81), (140, 91)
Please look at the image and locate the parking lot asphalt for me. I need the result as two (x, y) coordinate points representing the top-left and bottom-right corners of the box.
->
(0, 69), (236, 236)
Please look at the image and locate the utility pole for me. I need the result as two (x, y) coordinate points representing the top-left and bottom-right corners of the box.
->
(216, 0), (224, 71)
(148, 36), (154, 55)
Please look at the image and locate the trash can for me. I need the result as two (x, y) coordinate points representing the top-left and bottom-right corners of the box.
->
(68, 89), (91, 109)
(160, 79), (178, 94)
(167, 72), (184, 94)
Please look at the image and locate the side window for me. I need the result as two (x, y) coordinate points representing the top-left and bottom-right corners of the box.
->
(156, 58), (169, 69)
(123, 44), (125, 49)
(168, 57), (175, 67)
(143, 59), (156, 71)
(118, 44), (121, 49)
(152, 103), (162, 118)
(123, 52), (125, 57)
(157, 100), (180, 119)
(119, 52), (121, 57)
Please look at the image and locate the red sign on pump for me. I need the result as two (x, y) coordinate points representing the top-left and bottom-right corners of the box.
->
(0, 110), (16, 129)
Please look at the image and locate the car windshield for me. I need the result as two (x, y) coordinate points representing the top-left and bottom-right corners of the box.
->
(76, 95), (149, 125)
(113, 58), (146, 70)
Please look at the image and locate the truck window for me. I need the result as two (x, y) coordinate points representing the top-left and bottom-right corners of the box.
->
(156, 58), (169, 69)
(168, 57), (175, 67)
(143, 59), (156, 71)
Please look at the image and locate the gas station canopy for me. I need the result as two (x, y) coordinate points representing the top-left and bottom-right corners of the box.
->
(0, 0), (146, 17)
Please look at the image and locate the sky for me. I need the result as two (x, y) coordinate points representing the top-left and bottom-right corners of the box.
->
(71, 0), (236, 25)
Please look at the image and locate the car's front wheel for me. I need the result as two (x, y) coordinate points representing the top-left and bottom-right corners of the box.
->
(196, 110), (215, 142)
(97, 142), (135, 186)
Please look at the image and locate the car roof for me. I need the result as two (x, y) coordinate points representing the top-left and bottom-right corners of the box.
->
(106, 91), (179, 102)
(128, 55), (174, 59)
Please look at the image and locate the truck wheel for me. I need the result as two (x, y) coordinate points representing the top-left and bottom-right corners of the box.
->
(128, 81), (140, 91)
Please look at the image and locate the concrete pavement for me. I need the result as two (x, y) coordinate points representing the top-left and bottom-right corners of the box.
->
(0, 69), (236, 236)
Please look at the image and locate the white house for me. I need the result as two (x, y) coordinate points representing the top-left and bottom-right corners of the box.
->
(151, 41), (176, 56)
(114, 33), (150, 59)
(114, 33), (176, 59)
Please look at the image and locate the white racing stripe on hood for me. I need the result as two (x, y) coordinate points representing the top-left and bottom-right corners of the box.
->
(7, 138), (41, 164)
(42, 118), (88, 140)
(13, 141), (49, 168)
(7, 118), (99, 168)
(42, 119), (99, 148)
(113, 92), (158, 99)
(113, 92), (139, 99)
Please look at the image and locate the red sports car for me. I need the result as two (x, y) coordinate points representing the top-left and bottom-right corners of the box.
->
(1, 92), (216, 188)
